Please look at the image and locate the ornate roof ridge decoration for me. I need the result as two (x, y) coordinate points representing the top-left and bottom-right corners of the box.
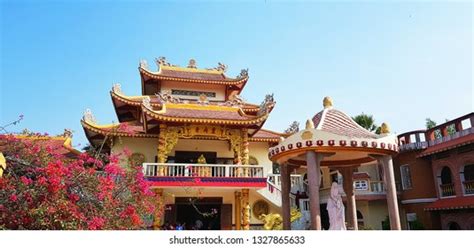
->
(258, 93), (276, 116)
(156, 90), (181, 104)
(237, 68), (249, 79)
(142, 96), (152, 109)
(141, 101), (270, 125)
(221, 94), (245, 108)
(139, 57), (249, 84)
(112, 83), (122, 95)
(110, 89), (162, 108)
(83, 109), (97, 124)
(284, 121), (300, 134)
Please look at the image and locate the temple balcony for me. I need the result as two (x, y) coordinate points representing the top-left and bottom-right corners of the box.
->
(143, 162), (267, 188)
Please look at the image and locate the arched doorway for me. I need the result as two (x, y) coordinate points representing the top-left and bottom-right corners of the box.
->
(462, 164), (474, 195)
(439, 166), (455, 197)
(357, 210), (364, 228)
(448, 222), (461, 230)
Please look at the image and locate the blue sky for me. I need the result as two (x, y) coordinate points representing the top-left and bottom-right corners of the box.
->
(1, 1), (472, 149)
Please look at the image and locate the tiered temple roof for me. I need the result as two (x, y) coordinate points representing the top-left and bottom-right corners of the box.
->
(82, 57), (282, 149)
(139, 57), (249, 96)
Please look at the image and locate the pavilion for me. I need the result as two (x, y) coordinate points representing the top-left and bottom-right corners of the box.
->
(268, 97), (402, 230)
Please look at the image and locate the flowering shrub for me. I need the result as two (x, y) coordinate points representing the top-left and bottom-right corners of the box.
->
(0, 134), (162, 230)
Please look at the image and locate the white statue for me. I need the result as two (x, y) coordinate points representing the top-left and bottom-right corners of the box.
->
(327, 182), (346, 230)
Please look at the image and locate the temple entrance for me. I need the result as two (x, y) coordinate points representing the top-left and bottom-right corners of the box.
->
(174, 151), (217, 164)
(164, 197), (232, 230)
(176, 203), (221, 230)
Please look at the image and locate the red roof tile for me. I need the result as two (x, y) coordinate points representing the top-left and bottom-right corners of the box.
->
(312, 108), (378, 139)
(424, 196), (474, 211)
(252, 129), (283, 139)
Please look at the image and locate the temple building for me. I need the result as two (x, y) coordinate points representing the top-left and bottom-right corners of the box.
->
(81, 57), (285, 230)
(80, 57), (406, 230)
(395, 113), (474, 230)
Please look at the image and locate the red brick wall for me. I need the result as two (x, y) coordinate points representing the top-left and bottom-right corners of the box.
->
(440, 210), (474, 230)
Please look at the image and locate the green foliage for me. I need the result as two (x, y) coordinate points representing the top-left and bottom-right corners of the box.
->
(409, 219), (425, 230)
(425, 118), (437, 129)
(382, 216), (390, 230)
(353, 113), (378, 132)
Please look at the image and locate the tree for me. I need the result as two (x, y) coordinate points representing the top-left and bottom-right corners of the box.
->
(352, 113), (378, 133)
(0, 134), (162, 230)
(426, 118), (441, 139)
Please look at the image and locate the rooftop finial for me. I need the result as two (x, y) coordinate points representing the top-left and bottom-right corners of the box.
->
(188, 59), (197, 69)
(323, 96), (333, 109)
(305, 119), (314, 129)
(380, 123), (390, 134)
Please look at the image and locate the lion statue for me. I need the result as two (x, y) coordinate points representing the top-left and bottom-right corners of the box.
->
(260, 208), (302, 230)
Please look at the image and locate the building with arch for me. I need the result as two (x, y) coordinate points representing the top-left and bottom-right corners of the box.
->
(395, 113), (474, 230)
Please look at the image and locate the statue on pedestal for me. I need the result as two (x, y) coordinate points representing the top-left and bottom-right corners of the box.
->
(327, 182), (346, 230)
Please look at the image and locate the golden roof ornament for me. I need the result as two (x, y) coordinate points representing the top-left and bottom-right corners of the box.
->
(62, 129), (73, 138)
(216, 62), (227, 72)
(139, 59), (148, 69)
(83, 109), (96, 124)
(187, 59), (197, 69)
(323, 96), (333, 109)
(142, 96), (151, 108)
(305, 119), (314, 129)
(381, 122), (390, 134)
(112, 83), (122, 94)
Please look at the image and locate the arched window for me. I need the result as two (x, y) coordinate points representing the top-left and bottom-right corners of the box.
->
(441, 167), (452, 184)
(439, 166), (455, 197)
(448, 222), (461, 230)
(462, 164), (474, 195)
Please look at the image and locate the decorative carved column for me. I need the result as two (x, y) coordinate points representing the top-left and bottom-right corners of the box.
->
(157, 124), (167, 176)
(234, 191), (242, 230)
(280, 163), (292, 230)
(342, 167), (357, 230)
(152, 188), (164, 229)
(157, 124), (180, 176)
(229, 129), (242, 176)
(241, 128), (249, 177)
(378, 155), (401, 230)
(241, 189), (250, 230)
(306, 151), (323, 230)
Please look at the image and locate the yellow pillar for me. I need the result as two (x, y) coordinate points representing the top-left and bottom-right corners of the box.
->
(152, 188), (164, 229)
(0, 152), (6, 177)
(241, 128), (249, 177)
(234, 191), (242, 230)
(241, 189), (250, 230)
(157, 124), (167, 176)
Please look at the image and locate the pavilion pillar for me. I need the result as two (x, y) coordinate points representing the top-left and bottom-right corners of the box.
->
(280, 163), (292, 230)
(234, 191), (242, 230)
(241, 189), (250, 230)
(342, 167), (357, 230)
(306, 151), (323, 230)
(378, 155), (401, 230)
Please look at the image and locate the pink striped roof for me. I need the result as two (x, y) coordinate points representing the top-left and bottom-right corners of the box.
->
(312, 108), (378, 139)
